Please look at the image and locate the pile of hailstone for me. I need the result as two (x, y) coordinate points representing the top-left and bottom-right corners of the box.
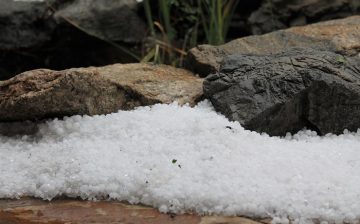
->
(1, 101), (360, 223)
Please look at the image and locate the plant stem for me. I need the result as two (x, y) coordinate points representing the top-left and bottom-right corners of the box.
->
(143, 0), (155, 36)
(159, 0), (173, 41)
(217, 0), (223, 44)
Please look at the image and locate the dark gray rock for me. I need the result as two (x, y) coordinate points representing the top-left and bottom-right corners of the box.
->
(0, 0), (146, 80)
(53, 0), (145, 43)
(249, 0), (360, 35)
(204, 48), (360, 136)
(0, 0), (144, 50)
(0, 0), (54, 50)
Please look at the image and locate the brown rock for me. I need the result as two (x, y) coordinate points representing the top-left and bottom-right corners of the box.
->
(0, 63), (203, 122)
(0, 198), (267, 224)
(186, 16), (360, 77)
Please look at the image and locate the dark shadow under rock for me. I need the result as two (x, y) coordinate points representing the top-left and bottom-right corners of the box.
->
(204, 48), (360, 136)
(0, 121), (40, 137)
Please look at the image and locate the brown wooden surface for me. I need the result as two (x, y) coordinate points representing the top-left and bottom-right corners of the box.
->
(0, 198), (269, 224)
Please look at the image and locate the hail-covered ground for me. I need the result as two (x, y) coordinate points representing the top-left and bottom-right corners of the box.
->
(0, 101), (359, 223)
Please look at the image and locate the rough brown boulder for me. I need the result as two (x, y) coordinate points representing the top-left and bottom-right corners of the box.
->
(0, 63), (203, 122)
(186, 16), (360, 77)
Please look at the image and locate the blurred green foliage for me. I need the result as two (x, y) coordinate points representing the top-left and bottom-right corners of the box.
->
(141, 0), (239, 66)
